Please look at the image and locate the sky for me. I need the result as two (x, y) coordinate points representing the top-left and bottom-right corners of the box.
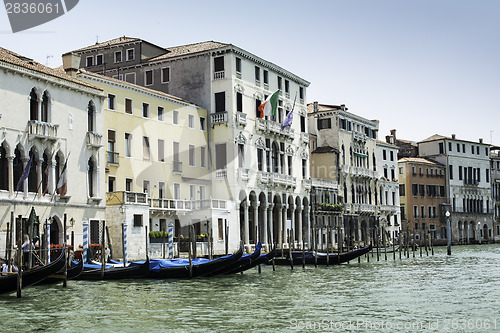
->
(1, 0), (499, 146)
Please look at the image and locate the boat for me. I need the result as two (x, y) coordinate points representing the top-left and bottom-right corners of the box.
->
(226, 245), (277, 274)
(75, 257), (150, 280)
(273, 245), (372, 265)
(0, 247), (66, 294)
(34, 260), (84, 285)
(205, 242), (262, 276)
(145, 245), (243, 279)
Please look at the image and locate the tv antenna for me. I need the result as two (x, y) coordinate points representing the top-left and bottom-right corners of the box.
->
(46, 55), (53, 66)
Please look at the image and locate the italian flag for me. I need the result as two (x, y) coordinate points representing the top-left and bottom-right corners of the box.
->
(57, 156), (68, 197)
(258, 90), (279, 118)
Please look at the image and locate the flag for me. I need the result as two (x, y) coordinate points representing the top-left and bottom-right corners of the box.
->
(282, 94), (297, 130)
(257, 90), (279, 118)
(57, 156), (69, 197)
(15, 153), (33, 192)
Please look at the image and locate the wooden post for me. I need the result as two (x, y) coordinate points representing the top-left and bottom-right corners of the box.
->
(145, 225), (149, 260)
(7, 215), (12, 272)
(419, 228), (423, 257)
(208, 220), (213, 260)
(225, 220), (228, 256)
(302, 231), (306, 269)
(16, 215), (23, 298)
(101, 221), (106, 278)
(162, 226), (166, 259)
(412, 232), (416, 258)
(106, 225), (113, 259)
(63, 214), (68, 287)
(314, 226), (318, 268)
(425, 232), (429, 256)
(430, 232), (434, 255)
(326, 226), (330, 266)
(288, 229), (293, 271)
(71, 230), (74, 250)
(383, 229), (387, 261)
(122, 223), (126, 267)
(256, 225), (261, 274)
(5, 221), (10, 259)
(399, 231), (402, 260)
(188, 226), (193, 279)
(392, 232), (396, 260)
(267, 220), (275, 271)
(338, 225), (342, 264)
(406, 230), (410, 259)
(376, 228), (380, 262)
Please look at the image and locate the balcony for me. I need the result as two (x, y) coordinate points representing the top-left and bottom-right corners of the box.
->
(269, 173), (296, 188)
(213, 71), (225, 81)
(107, 151), (119, 165)
(27, 120), (58, 140)
(149, 198), (228, 214)
(311, 178), (338, 190)
(300, 132), (309, 145)
(255, 118), (294, 139)
(236, 112), (247, 126)
(238, 168), (250, 182)
(173, 161), (182, 174)
(259, 171), (270, 184)
(215, 169), (227, 180)
(302, 178), (312, 190)
(464, 179), (479, 186)
(106, 191), (148, 206)
(380, 204), (398, 214)
(211, 112), (227, 126)
(86, 131), (103, 148)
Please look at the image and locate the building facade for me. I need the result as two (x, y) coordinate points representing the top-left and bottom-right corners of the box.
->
(0, 47), (106, 255)
(419, 134), (494, 243)
(489, 147), (500, 242)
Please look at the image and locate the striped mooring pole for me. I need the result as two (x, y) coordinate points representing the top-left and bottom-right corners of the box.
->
(46, 219), (51, 264)
(122, 222), (128, 266)
(82, 220), (89, 263)
(168, 223), (174, 259)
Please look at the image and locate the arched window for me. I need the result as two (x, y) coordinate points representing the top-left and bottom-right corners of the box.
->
(272, 142), (279, 173)
(88, 158), (95, 197)
(0, 144), (8, 191)
(30, 88), (38, 121)
(55, 154), (61, 192)
(41, 91), (49, 122)
(28, 148), (38, 193)
(88, 101), (95, 132)
(13, 147), (23, 190)
(42, 152), (49, 194)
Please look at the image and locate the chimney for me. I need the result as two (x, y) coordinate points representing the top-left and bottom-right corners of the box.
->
(313, 101), (318, 113)
(479, 138), (483, 143)
(390, 129), (396, 140)
(451, 134), (456, 139)
(62, 52), (81, 78)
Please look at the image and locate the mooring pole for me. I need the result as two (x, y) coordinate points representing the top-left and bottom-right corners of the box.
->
(16, 215), (22, 298)
(63, 214), (67, 288)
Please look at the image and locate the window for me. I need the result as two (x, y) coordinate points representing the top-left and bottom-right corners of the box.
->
(189, 144), (195, 166)
(486, 169), (490, 182)
(199, 185), (206, 201)
(285, 80), (289, 93)
(200, 117), (206, 131)
(419, 184), (425, 196)
(124, 133), (132, 157)
(485, 147), (489, 156)
(87, 101), (95, 132)
(158, 139), (165, 162)
(428, 206), (432, 219)
(143, 136), (150, 160)
(255, 66), (260, 83)
(302, 159), (307, 178)
(257, 149), (263, 171)
(125, 73), (136, 84)
(413, 206), (418, 218)
(161, 67), (170, 83)
(142, 103), (150, 118)
(114, 51), (122, 63)
(126, 48), (135, 61)
(459, 166), (463, 180)
(189, 184), (196, 201)
(448, 142), (452, 151)
(317, 118), (331, 130)
(412, 184), (418, 196)
(399, 167), (403, 174)
(173, 110), (179, 125)
(449, 165), (453, 180)
(173, 183), (181, 200)
(399, 184), (405, 195)
(214, 56), (224, 72)
(471, 145), (475, 154)
(218, 218), (224, 241)
(125, 98), (133, 114)
(142, 180), (150, 194)
(457, 143), (460, 152)
(277, 76), (282, 91)
(158, 106), (164, 121)
(133, 214), (143, 227)
(263, 70), (269, 85)
(288, 155), (293, 176)
(215, 143), (227, 170)
(300, 116), (306, 133)
(215, 92), (225, 113)
(200, 146), (207, 168)
(188, 114), (195, 129)
(439, 142), (444, 154)
(299, 87), (304, 100)
(107, 130), (116, 163)
(86, 56), (93, 67)
(108, 94), (116, 110)
(383, 150), (387, 160)
(158, 182), (165, 199)
(236, 92), (243, 113)
(145, 70), (153, 86)
(108, 176), (116, 192)
(125, 178), (133, 192)
(238, 144), (244, 168)
(255, 98), (262, 118)
(421, 206), (425, 218)
(390, 151), (394, 161)
(235, 57), (241, 73)
(462, 144), (465, 152)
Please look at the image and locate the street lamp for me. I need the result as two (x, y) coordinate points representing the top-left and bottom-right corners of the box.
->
(477, 221), (481, 245)
(445, 211), (451, 255)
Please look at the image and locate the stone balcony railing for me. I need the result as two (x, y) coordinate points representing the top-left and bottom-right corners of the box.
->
(236, 112), (247, 126)
(256, 118), (294, 139)
(211, 111), (227, 126)
(302, 178), (312, 190)
(27, 120), (58, 140)
(213, 70), (225, 81)
(107, 151), (119, 165)
(300, 132), (309, 144)
(86, 131), (103, 148)
(215, 169), (227, 180)
(238, 168), (250, 181)
(258, 171), (296, 188)
(311, 178), (338, 189)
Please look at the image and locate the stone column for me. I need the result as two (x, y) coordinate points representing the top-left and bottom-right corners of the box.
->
(267, 203), (273, 248)
(243, 201), (250, 252)
(7, 155), (14, 196)
(49, 157), (56, 195)
(21, 156), (29, 197)
(261, 202), (268, 251)
(253, 204), (258, 245)
(305, 204), (311, 249)
(37, 157), (43, 197)
(282, 204), (287, 247)
(277, 203), (283, 246)
(297, 204), (303, 248)
(290, 204), (295, 247)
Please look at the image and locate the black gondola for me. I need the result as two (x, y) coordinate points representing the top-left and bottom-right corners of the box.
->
(226, 245), (277, 274)
(147, 245), (243, 279)
(34, 260), (84, 285)
(0, 247), (66, 294)
(274, 245), (372, 265)
(75, 257), (150, 280)
(206, 242), (262, 276)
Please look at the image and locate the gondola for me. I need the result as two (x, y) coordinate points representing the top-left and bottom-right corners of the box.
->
(205, 242), (262, 276)
(75, 257), (150, 280)
(0, 247), (66, 294)
(144, 245), (243, 279)
(274, 245), (372, 265)
(226, 245), (277, 274)
(34, 260), (84, 285)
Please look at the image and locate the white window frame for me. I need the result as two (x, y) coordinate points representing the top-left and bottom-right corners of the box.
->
(96, 54), (104, 66)
(173, 183), (181, 200)
(145, 69), (154, 86)
(161, 67), (170, 83)
(200, 117), (206, 131)
(114, 51), (122, 63)
(125, 72), (136, 84)
(200, 146), (207, 168)
(188, 114), (195, 129)
(86, 56), (93, 67)
(108, 94), (116, 110)
(172, 110), (179, 125)
(143, 180), (150, 195)
(189, 184), (196, 201)
(142, 102), (150, 118)
(125, 98), (133, 115)
(143, 136), (151, 161)
(108, 175), (116, 192)
(125, 177), (133, 192)
(126, 48), (135, 61)
(158, 139), (165, 162)
(124, 132), (132, 158)
(157, 106), (164, 121)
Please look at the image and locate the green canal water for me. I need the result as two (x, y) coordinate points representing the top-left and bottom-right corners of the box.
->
(1, 244), (499, 332)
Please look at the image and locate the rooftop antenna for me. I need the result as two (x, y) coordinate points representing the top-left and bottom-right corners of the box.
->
(490, 130), (493, 144)
(96, 35), (99, 44)
(45, 55), (53, 66)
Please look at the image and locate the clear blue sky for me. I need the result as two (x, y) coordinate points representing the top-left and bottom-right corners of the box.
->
(2, 0), (499, 146)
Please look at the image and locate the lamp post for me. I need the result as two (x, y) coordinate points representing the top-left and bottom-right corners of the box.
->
(445, 211), (451, 255)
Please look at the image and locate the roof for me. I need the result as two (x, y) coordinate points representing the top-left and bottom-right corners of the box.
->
(398, 157), (445, 167)
(312, 146), (339, 154)
(419, 134), (448, 143)
(419, 134), (488, 146)
(376, 140), (398, 148)
(68, 36), (142, 54)
(0, 47), (101, 91)
(150, 41), (230, 61)
(78, 69), (200, 108)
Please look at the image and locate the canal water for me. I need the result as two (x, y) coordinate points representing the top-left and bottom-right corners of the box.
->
(1, 244), (499, 332)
